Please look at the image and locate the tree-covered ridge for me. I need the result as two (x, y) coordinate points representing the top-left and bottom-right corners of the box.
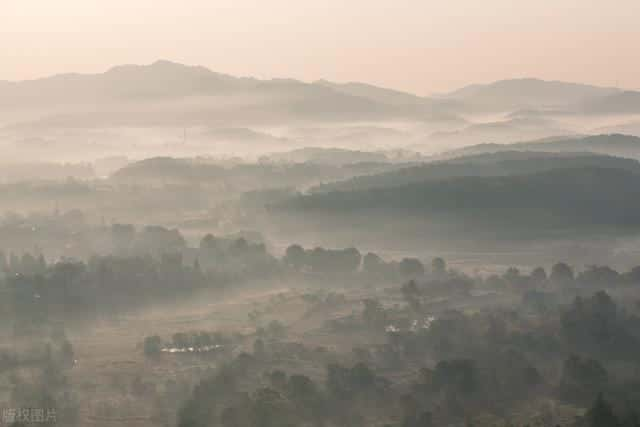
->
(441, 134), (640, 160)
(111, 156), (402, 191)
(280, 166), (640, 229)
(311, 151), (640, 193)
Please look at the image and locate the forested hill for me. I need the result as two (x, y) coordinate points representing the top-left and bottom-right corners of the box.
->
(110, 156), (403, 191)
(441, 134), (640, 160)
(311, 152), (640, 193)
(279, 167), (640, 229)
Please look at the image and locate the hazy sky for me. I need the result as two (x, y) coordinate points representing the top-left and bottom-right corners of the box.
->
(2, 0), (639, 94)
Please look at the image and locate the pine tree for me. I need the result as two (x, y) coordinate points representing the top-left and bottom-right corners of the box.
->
(587, 393), (619, 427)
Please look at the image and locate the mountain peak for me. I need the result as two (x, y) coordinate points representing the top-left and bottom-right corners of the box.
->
(441, 77), (621, 111)
(151, 59), (182, 67)
(105, 59), (210, 74)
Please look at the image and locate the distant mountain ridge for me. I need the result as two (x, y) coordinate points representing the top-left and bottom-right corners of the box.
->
(1, 60), (463, 128)
(581, 91), (640, 114)
(2, 61), (635, 115)
(0, 60), (254, 106)
(0, 60), (437, 111)
(314, 79), (430, 106)
(440, 134), (640, 160)
(4, 61), (640, 134)
(441, 78), (621, 111)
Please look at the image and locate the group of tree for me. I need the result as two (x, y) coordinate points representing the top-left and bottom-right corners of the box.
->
(284, 243), (442, 279)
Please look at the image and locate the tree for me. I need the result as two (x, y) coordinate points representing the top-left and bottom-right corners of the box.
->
(143, 335), (163, 358)
(399, 258), (425, 278)
(561, 354), (608, 396)
(432, 359), (477, 395)
(362, 299), (386, 327)
(200, 233), (221, 250)
(363, 252), (385, 275)
(560, 291), (630, 358)
(624, 266), (640, 284)
(339, 248), (361, 273)
(586, 393), (619, 427)
(193, 332), (212, 348)
(307, 247), (329, 273)
(579, 265), (621, 286)
(621, 412), (640, 427)
(286, 374), (318, 403)
(350, 362), (376, 389)
(530, 267), (547, 285)
(0, 250), (7, 272)
(401, 280), (422, 311)
(134, 225), (186, 255)
(266, 320), (286, 339)
(250, 388), (294, 427)
(305, 247), (361, 273)
(503, 267), (522, 286)
(36, 254), (47, 274)
(283, 244), (306, 271)
(269, 370), (287, 390)
(229, 238), (249, 256)
(172, 332), (191, 349)
(402, 411), (434, 427)
(432, 257), (446, 277)
(550, 262), (574, 285)
(9, 252), (20, 273)
(111, 223), (135, 253)
(326, 364), (351, 398)
(221, 406), (249, 427)
(253, 339), (266, 358)
(60, 340), (75, 368)
(20, 253), (39, 275)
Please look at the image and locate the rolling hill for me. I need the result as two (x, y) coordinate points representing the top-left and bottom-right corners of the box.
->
(110, 156), (403, 191)
(0, 60), (456, 129)
(441, 78), (619, 111)
(278, 166), (640, 230)
(440, 134), (640, 160)
(423, 116), (570, 148)
(261, 147), (391, 166)
(581, 91), (640, 114)
(310, 151), (640, 193)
